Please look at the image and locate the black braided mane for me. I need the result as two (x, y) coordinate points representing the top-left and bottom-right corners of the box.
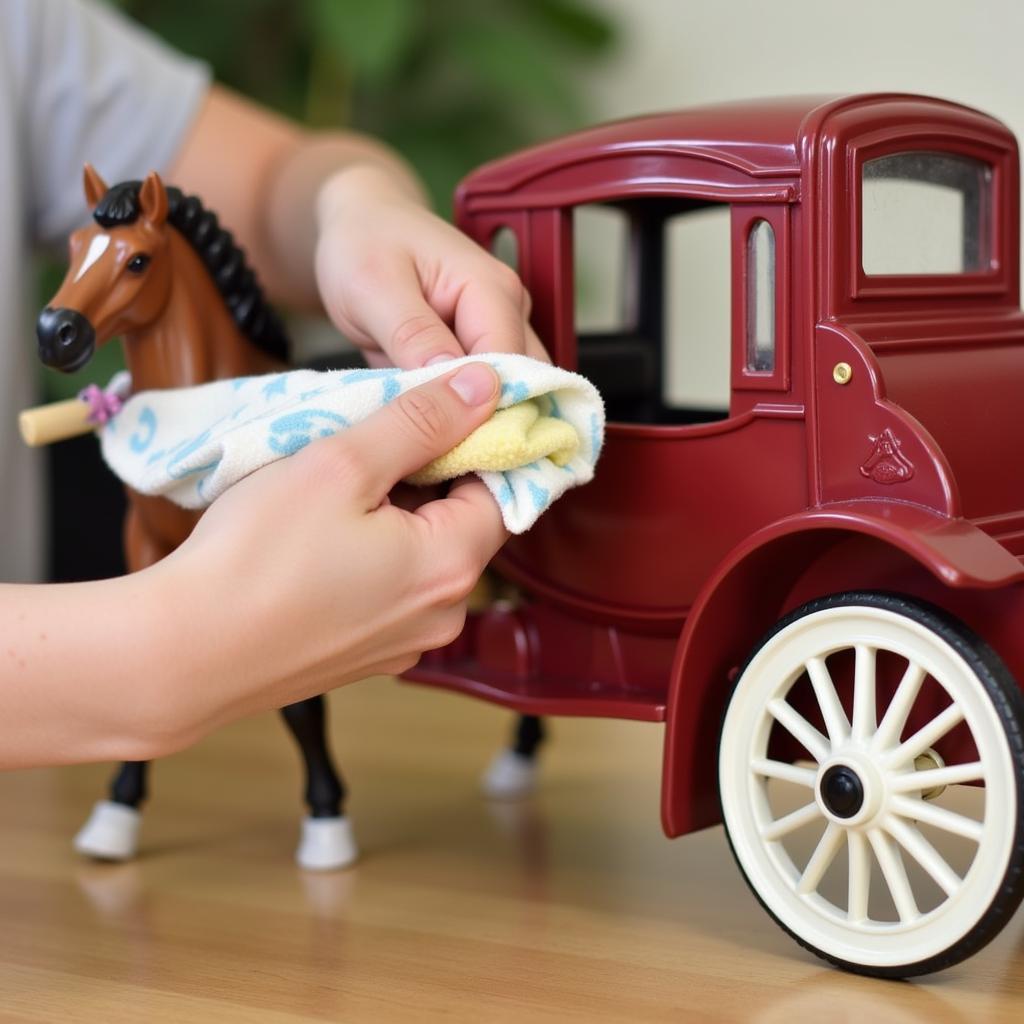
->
(93, 180), (289, 363)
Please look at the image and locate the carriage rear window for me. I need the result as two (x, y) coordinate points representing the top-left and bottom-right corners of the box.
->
(490, 226), (520, 271)
(861, 152), (992, 275)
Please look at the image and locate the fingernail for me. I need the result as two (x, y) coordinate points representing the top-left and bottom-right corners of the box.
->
(426, 353), (456, 366)
(449, 363), (497, 406)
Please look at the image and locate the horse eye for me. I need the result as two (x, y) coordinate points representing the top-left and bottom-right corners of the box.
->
(127, 254), (151, 274)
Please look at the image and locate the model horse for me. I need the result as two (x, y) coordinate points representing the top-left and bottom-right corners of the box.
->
(36, 166), (358, 870)
(36, 166), (546, 867)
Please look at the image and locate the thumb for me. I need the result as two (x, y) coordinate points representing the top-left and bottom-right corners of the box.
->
(336, 362), (500, 505)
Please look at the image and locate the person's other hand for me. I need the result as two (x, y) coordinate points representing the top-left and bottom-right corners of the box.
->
(314, 165), (549, 369)
(154, 361), (506, 747)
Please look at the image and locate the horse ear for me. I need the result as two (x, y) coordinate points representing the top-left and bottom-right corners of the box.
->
(83, 164), (108, 209)
(138, 171), (169, 228)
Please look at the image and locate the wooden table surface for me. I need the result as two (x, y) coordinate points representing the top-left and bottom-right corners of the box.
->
(1, 676), (1022, 1023)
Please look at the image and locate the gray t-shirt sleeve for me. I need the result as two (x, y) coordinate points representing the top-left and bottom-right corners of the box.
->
(4, 0), (211, 248)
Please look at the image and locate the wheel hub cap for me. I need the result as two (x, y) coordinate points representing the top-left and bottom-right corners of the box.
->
(820, 764), (864, 818)
(815, 752), (884, 827)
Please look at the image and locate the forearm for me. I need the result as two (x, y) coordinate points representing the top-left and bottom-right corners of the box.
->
(0, 549), (338, 770)
(0, 573), (185, 769)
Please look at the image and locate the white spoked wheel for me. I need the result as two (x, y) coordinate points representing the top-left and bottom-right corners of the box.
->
(718, 592), (1024, 977)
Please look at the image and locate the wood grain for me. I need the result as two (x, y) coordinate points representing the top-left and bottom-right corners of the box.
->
(0, 677), (1021, 1022)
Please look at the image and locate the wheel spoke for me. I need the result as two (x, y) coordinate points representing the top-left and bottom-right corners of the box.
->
(882, 814), (962, 897)
(851, 644), (877, 742)
(889, 794), (984, 843)
(868, 828), (920, 923)
(797, 822), (845, 894)
(889, 760), (985, 793)
(847, 830), (871, 923)
(761, 801), (823, 842)
(884, 703), (965, 769)
(806, 657), (850, 745)
(750, 758), (817, 788)
(768, 699), (830, 763)
(872, 661), (926, 751)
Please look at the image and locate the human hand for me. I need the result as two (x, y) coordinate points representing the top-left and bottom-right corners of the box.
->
(314, 165), (549, 369)
(152, 362), (506, 748)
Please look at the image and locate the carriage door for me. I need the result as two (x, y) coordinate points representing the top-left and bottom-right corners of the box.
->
(539, 198), (805, 613)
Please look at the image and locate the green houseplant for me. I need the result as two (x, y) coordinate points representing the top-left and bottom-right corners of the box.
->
(112, 0), (616, 210)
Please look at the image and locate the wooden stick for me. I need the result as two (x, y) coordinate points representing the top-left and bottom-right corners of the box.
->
(19, 398), (94, 447)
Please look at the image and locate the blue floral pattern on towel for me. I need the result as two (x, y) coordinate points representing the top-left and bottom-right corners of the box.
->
(268, 409), (350, 455)
(97, 354), (604, 534)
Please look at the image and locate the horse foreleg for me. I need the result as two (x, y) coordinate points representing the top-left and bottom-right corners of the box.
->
(74, 501), (172, 863)
(512, 714), (546, 759)
(73, 761), (149, 861)
(280, 695), (357, 871)
(481, 714), (546, 799)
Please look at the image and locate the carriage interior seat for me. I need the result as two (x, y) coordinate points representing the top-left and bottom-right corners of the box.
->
(577, 332), (729, 426)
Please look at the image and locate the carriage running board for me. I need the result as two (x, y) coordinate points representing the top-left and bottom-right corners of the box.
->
(400, 661), (667, 721)
(400, 604), (671, 722)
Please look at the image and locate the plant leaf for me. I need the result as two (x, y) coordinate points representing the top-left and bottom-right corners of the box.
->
(521, 0), (617, 53)
(446, 17), (582, 125)
(310, 0), (419, 80)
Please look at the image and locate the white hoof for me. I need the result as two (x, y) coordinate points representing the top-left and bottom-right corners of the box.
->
(481, 750), (538, 800)
(296, 816), (358, 871)
(73, 801), (141, 861)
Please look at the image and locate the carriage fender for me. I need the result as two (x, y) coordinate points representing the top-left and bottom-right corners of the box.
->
(659, 500), (1024, 839)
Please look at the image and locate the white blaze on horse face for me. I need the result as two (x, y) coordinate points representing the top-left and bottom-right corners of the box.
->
(73, 233), (111, 283)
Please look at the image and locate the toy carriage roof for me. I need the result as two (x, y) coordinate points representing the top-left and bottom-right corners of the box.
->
(457, 93), (1012, 204)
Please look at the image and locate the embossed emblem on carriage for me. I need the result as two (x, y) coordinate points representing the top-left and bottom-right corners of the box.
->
(860, 428), (915, 484)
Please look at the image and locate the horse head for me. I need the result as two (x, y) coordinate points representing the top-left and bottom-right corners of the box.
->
(37, 165), (174, 372)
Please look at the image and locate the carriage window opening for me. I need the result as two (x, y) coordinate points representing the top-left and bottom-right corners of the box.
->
(861, 152), (992, 275)
(663, 205), (732, 418)
(746, 220), (775, 373)
(573, 201), (731, 427)
(490, 226), (520, 272)
(574, 204), (631, 332)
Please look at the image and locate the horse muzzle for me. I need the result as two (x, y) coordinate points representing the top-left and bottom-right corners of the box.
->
(37, 307), (97, 373)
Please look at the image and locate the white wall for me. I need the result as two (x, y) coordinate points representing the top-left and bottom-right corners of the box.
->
(571, 0), (1024, 409)
(581, 0), (1023, 138)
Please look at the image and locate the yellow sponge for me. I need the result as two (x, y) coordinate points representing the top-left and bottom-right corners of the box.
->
(407, 398), (579, 485)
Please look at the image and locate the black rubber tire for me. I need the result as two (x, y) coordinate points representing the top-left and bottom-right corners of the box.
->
(717, 590), (1024, 979)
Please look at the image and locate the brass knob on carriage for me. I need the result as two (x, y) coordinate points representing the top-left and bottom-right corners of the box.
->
(833, 362), (853, 385)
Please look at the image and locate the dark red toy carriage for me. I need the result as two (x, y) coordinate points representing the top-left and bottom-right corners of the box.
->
(404, 94), (1024, 977)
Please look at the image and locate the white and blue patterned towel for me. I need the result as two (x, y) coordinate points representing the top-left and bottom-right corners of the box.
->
(99, 354), (605, 534)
